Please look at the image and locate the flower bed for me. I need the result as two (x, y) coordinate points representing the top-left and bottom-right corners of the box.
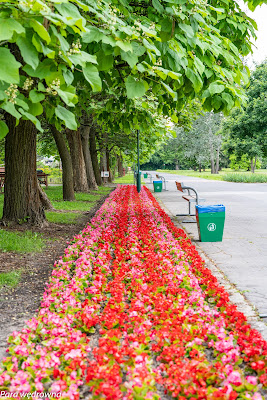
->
(0, 185), (266, 399)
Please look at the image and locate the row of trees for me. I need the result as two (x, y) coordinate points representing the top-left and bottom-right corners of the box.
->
(143, 61), (267, 173)
(0, 0), (264, 225)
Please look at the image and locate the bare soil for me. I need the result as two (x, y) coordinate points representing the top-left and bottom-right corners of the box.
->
(0, 193), (111, 360)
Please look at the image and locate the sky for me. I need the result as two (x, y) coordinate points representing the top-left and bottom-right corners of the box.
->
(239, 1), (267, 68)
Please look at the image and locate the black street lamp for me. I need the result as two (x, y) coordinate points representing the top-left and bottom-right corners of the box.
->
(136, 130), (141, 193)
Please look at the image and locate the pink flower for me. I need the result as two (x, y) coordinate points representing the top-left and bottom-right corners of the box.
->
(252, 394), (263, 400)
(129, 311), (138, 317)
(246, 376), (258, 385)
(227, 371), (242, 386)
(65, 349), (82, 360)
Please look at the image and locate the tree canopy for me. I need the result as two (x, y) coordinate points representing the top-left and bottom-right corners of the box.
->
(0, 0), (264, 139)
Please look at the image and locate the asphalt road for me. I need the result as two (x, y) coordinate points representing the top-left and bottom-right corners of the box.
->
(146, 172), (267, 317)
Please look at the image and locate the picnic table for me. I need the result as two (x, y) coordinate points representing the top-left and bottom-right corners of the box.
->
(0, 168), (49, 192)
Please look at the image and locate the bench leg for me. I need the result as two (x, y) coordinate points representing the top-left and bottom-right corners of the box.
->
(176, 201), (197, 222)
(176, 203), (196, 217)
(181, 219), (197, 223)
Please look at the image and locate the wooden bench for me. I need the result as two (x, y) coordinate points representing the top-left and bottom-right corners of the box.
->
(144, 172), (153, 183)
(156, 174), (168, 191)
(0, 168), (49, 192)
(175, 181), (204, 222)
(36, 170), (49, 187)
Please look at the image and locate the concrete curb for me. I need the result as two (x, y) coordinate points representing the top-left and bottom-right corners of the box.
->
(154, 193), (267, 341)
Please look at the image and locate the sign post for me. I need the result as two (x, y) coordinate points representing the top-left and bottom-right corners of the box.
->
(101, 171), (109, 183)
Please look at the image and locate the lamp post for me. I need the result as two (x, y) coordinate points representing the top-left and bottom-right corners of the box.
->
(136, 130), (141, 193)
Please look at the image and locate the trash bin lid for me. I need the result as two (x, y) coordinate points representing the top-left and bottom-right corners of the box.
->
(196, 204), (225, 213)
(153, 180), (162, 183)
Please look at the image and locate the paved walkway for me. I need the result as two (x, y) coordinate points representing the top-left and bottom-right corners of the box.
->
(145, 172), (267, 321)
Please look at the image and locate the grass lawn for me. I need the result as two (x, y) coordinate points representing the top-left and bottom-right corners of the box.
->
(0, 230), (44, 253)
(0, 271), (21, 288)
(114, 173), (145, 184)
(156, 169), (267, 183)
(0, 185), (112, 253)
(44, 186), (112, 215)
(46, 211), (80, 224)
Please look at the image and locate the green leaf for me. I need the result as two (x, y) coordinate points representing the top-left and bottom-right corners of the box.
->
(17, 36), (39, 70)
(222, 92), (234, 110)
(2, 101), (21, 119)
(0, 18), (25, 41)
(96, 51), (113, 71)
(116, 41), (133, 53)
(29, 20), (51, 44)
(121, 51), (138, 68)
(55, 3), (85, 26)
(16, 97), (29, 111)
(185, 68), (202, 92)
(0, 48), (21, 84)
(23, 59), (56, 79)
(132, 42), (146, 57)
(57, 88), (78, 106)
(209, 82), (225, 95)
(27, 102), (43, 116)
(19, 108), (43, 132)
(82, 63), (102, 92)
(50, 26), (69, 52)
(82, 26), (105, 43)
(29, 90), (45, 103)
(143, 39), (161, 56)
(194, 57), (205, 76)
(168, 71), (182, 80)
(62, 69), (74, 86)
(171, 114), (178, 123)
(55, 105), (77, 130)
(125, 76), (148, 98)
(68, 52), (97, 66)
(0, 121), (9, 140)
(152, 0), (164, 13)
(179, 23), (194, 38)
(161, 82), (177, 100)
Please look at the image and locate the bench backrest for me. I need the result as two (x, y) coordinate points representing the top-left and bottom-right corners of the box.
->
(175, 181), (184, 192)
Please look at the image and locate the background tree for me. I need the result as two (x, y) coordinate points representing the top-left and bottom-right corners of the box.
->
(223, 61), (267, 173)
(144, 111), (224, 172)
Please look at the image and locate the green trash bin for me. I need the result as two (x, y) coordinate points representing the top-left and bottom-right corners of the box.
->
(153, 180), (162, 192)
(195, 204), (225, 242)
(144, 173), (148, 178)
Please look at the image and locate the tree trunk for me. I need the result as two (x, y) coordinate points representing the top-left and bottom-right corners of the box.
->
(118, 155), (124, 177)
(38, 183), (55, 210)
(66, 129), (89, 192)
(106, 150), (113, 182)
(2, 116), (46, 225)
(89, 127), (102, 186)
(198, 163), (202, 173)
(80, 125), (98, 191)
(175, 162), (179, 170)
(100, 146), (107, 173)
(215, 145), (220, 174)
(251, 157), (257, 173)
(51, 126), (75, 201)
(210, 144), (215, 174)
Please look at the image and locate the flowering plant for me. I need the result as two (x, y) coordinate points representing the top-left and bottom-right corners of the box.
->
(0, 186), (266, 399)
